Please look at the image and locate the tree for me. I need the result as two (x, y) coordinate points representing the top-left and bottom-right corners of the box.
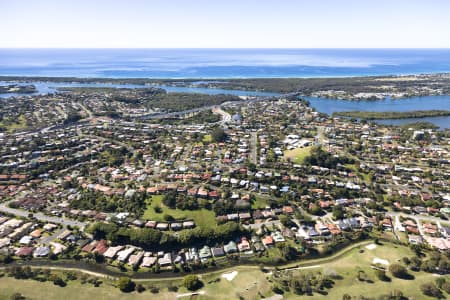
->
(94, 252), (105, 263)
(277, 242), (299, 261)
(332, 205), (345, 220)
(117, 277), (135, 292)
(435, 277), (446, 289)
(163, 213), (174, 221)
(402, 257), (411, 266)
(278, 215), (292, 227)
(163, 190), (177, 208)
(304, 146), (354, 169)
(211, 127), (226, 142)
(309, 204), (323, 216)
(375, 269), (390, 282)
(182, 275), (203, 291)
(441, 281), (450, 294)
(389, 264), (409, 279)
(420, 282), (443, 298)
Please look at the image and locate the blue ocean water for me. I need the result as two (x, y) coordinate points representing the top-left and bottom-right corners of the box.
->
(1, 48), (450, 78)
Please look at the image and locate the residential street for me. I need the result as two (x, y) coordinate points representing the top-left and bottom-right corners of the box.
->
(0, 200), (86, 229)
(250, 131), (258, 165)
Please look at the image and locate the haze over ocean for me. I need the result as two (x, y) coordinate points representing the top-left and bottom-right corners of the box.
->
(1, 48), (450, 78)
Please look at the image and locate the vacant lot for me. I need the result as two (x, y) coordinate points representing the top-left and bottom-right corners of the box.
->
(284, 146), (313, 164)
(142, 195), (216, 228)
(0, 114), (27, 133)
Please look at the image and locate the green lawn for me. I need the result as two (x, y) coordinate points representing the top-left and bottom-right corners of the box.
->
(284, 146), (313, 164)
(343, 163), (357, 172)
(202, 134), (212, 143)
(251, 195), (269, 209)
(142, 195), (217, 228)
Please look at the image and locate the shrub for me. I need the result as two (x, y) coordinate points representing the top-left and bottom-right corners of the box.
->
(136, 284), (145, 293)
(50, 275), (66, 287)
(167, 285), (179, 292)
(65, 271), (77, 281)
(0, 254), (13, 264)
(272, 284), (284, 295)
(10, 293), (26, 300)
(163, 214), (174, 221)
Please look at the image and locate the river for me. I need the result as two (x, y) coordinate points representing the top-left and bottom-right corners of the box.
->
(303, 95), (450, 129)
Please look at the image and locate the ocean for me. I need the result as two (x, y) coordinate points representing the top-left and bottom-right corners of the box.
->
(1, 48), (450, 78)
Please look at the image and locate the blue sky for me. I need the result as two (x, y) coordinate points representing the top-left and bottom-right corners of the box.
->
(1, 0), (449, 48)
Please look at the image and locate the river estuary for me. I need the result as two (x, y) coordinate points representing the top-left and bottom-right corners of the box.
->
(1, 81), (449, 129)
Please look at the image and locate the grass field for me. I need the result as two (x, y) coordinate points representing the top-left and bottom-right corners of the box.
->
(0, 115), (27, 133)
(199, 267), (273, 300)
(197, 242), (446, 300)
(284, 146), (313, 164)
(1, 242), (447, 300)
(301, 242), (440, 300)
(0, 276), (177, 300)
(142, 195), (217, 228)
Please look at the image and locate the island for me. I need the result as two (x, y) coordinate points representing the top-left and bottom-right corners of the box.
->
(0, 84), (37, 94)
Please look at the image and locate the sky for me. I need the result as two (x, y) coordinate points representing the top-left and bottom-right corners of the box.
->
(1, 0), (450, 48)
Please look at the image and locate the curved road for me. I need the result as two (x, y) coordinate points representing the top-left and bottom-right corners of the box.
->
(0, 240), (373, 281)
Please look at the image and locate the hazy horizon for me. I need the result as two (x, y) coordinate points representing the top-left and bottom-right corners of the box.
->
(1, 48), (450, 78)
